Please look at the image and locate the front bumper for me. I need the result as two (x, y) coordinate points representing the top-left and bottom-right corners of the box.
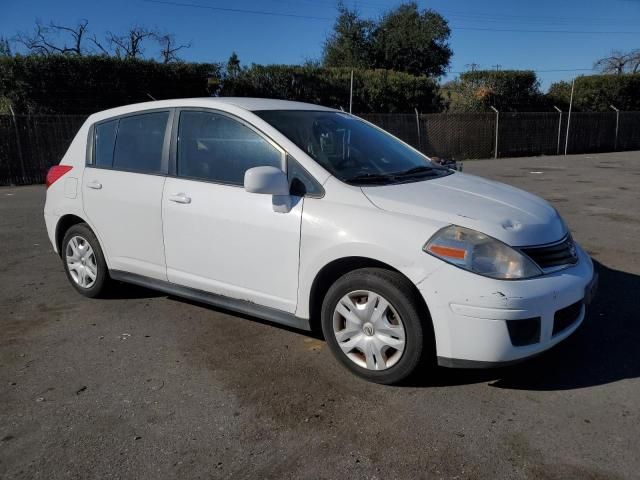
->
(418, 244), (597, 367)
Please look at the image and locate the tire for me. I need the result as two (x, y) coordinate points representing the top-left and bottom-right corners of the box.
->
(61, 223), (110, 298)
(321, 268), (432, 385)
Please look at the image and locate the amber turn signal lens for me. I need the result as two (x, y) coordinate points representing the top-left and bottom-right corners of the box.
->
(427, 244), (466, 260)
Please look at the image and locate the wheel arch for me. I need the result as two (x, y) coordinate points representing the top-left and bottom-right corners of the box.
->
(55, 214), (89, 257)
(308, 256), (433, 338)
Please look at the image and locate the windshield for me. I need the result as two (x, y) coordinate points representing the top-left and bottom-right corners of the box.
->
(254, 110), (451, 185)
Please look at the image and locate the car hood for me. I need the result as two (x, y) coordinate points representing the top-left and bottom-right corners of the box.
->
(361, 172), (566, 246)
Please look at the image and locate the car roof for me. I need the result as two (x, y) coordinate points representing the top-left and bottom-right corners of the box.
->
(88, 97), (338, 123)
(209, 97), (338, 111)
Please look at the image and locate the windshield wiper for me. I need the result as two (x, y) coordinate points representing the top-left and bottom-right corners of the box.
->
(345, 173), (397, 184)
(346, 166), (444, 185)
(391, 165), (441, 177)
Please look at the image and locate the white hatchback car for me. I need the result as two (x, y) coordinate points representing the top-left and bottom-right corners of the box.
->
(44, 98), (597, 384)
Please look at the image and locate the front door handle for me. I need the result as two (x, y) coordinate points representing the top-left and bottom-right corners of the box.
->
(87, 180), (102, 190)
(168, 193), (191, 204)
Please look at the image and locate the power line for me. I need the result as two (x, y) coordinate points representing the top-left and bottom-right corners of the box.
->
(254, 0), (640, 27)
(433, 7), (640, 24)
(448, 68), (595, 74)
(142, 0), (334, 20)
(450, 25), (640, 34)
(143, 0), (640, 33)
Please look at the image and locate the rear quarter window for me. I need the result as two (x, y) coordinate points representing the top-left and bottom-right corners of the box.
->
(94, 120), (118, 168)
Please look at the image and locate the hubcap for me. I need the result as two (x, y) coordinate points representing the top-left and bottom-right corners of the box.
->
(65, 235), (97, 289)
(332, 290), (406, 371)
(363, 323), (375, 336)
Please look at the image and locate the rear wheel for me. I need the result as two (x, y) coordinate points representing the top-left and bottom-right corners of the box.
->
(321, 268), (431, 384)
(62, 223), (110, 298)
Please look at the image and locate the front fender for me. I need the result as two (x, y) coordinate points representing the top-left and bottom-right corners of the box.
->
(295, 192), (445, 319)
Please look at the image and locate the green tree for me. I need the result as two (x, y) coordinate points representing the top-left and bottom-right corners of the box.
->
(0, 55), (220, 114)
(547, 74), (640, 111)
(322, 3), (374, 69)
(226, 51), (241, 78)
(371, 3), (451, 77)
(219, 64), (443, 113)
(322, 2), (452, 77)
(442, 70), (545, 112)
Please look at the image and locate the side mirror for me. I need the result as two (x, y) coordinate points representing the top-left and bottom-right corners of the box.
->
(244, 166), (289, 195)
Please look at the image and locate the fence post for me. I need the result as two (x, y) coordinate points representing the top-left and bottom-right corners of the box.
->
(490, 106), (499, 159)
(564, 78), (575, 156)
(414, 108), (422, 151)
(610, 105), (619, 150)
(8, 105), (26, 182)
(553, 106), (562, 155)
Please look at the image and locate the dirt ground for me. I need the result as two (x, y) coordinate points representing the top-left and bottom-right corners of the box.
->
(1, 151), (639, 479)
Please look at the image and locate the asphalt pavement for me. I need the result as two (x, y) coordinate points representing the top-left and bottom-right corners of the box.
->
(1, 151), (639, 479)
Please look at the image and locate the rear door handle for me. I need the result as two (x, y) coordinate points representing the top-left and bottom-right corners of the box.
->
(168, 193), (191, 204)
(87, 180), (102, 190)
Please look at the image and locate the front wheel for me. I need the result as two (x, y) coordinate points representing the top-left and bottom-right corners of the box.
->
(61, 223), (110, 298)
(321, 268), (432, 385)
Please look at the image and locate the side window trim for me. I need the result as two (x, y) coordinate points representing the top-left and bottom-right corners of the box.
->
(287, 154), (325, 199)
(85, 108), (175, 176)
(169, 107), (286, 187)
(85, 123), (94, 166)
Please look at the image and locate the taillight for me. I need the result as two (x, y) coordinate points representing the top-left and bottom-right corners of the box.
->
(46, 165), (73, 188)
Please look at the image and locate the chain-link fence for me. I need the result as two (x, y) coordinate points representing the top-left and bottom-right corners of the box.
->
(360, 111), (640, 161)
(0, 115), (87, 185)
(1, 111), (640, 185)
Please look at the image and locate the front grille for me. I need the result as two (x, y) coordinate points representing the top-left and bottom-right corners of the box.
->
(553, 301), (583, 336)
(520, 235), (578, 270)
(506, 317), (541, 346)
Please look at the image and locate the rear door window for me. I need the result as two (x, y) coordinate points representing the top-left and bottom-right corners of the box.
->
(113, 112), (169, 174)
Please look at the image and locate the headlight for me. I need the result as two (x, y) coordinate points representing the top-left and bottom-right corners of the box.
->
(424, 225), (542, 279)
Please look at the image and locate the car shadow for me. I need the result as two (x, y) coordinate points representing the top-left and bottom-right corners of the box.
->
(410, 261), (640, 391)
(100, 281), (165, 300)
(164, 295), (325, 339)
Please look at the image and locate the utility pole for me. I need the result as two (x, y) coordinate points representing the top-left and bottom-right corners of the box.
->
(465, 63), (480, 72)
(610, 105), (620, 150)
(553, 106), (562, 155)
(492, 64), (501, 72)
(564, 78), (575, 156)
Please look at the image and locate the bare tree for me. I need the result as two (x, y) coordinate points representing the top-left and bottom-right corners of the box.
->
(49, 19), (89, 55)
(156, 33), (191, 63)
(107, 27), (155, 59)
(14, 21), (66, 55)
(627, 49), (640, 74)
(14, 19), (89, 56)
(89, 34), (110, 56)
(0, 36), (11, 57)
(11, 20), (188, 61)
(594, 49), (640, 75)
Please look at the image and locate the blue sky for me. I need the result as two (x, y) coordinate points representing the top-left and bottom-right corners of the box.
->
(2, 0), (640, 89)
